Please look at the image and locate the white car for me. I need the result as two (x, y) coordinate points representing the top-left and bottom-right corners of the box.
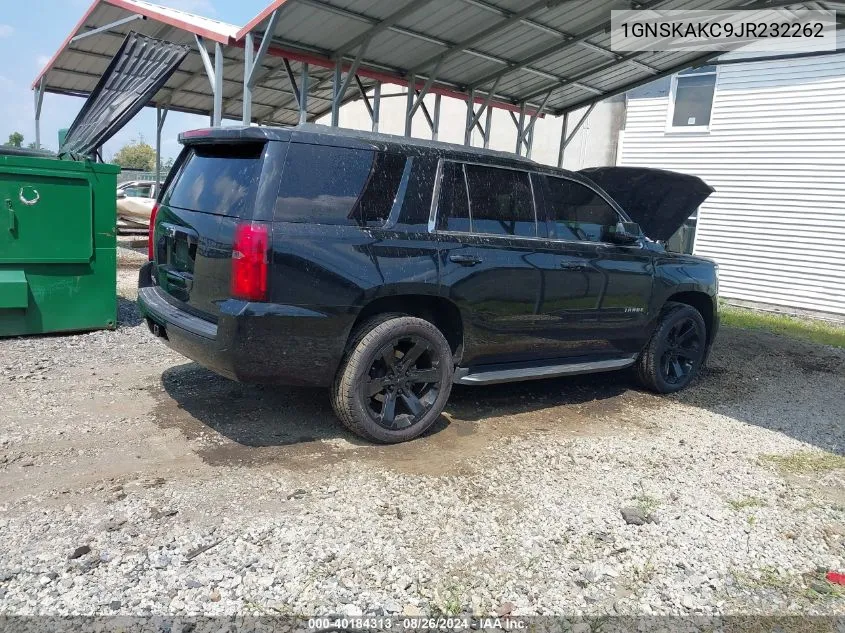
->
(116, 180), (161, 231)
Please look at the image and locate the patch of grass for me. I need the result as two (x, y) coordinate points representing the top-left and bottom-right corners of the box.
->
(625, 558), (657, 595)
(732, 566), (845, 606)
(760, 451), (845, 475)
(430, 582), (464, 616)
(803, 579), (845, 602)
(634, 493), (660, 517)
(727, 496), (768, 511)
(720, 304), (845, 348)
(756, 566), (790, 590)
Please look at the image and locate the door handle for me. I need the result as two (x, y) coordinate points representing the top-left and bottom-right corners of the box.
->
(449, 254), (482, 266)
(560, 262), (585, 271)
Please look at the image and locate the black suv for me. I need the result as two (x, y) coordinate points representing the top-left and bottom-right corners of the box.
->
(139, 124), (718, 443)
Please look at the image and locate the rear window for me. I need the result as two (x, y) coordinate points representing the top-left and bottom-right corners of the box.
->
(275, 143), (406, 226)
(166, 143), (264, 216)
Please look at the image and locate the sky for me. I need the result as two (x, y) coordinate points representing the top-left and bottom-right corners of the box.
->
(0, 0), (269, 162)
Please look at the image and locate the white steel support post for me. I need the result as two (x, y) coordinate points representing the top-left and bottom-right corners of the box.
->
(467, 76), (502, 145)
(516, 90), (552, 158)
(372, 81), (381, 133)
(514, 103), (525, 155)
(407, 58), (443, 123)
(526, 124), (535, 158)
(417, 94), (435, 133)
(155, 104), (169, 187)
(332, 41), (370, 127)
(404, 74), (415, 137)
(331, 62), (342, 126)
(299, 63), (309, 124)
(557, 111), (568, 168)
(560, 102), (596, 155)
(242, 10), (281, 125)
(243, 33), (254, 124)
(195, 35), (224, 127)
(432, 94), (441, 141)
(464, 89), (475, 146)
(483, 105), (493, 149)
(33, 77), (44, 150)
(213, 42), (223, 126)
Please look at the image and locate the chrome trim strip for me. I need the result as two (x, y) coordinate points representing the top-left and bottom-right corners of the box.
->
(453, 355), (637, 385)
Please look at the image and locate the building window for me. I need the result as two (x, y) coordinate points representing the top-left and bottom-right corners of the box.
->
(668, 65), (717, 131)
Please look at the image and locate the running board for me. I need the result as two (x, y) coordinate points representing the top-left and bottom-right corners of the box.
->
(453, 356), (637, 386)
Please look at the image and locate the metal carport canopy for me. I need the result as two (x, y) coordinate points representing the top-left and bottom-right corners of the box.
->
(32, 0), (845, 159)
(237, 0), (844, 123)
(30, 0), (378, 134)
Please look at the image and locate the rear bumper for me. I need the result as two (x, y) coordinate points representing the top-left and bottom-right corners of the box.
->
(137, 264), (352, 386)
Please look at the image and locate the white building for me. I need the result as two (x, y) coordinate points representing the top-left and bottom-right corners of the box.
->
(618, 52), (845, 317)
(321, 89), (624, 172)
(321, 50), (845, 318)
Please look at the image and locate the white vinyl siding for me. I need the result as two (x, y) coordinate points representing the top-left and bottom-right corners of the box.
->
(619, 53), (845, 316)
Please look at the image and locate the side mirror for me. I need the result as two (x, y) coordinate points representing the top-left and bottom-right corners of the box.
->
(116, 191), (126, 199)
(608, 221), (642, 245)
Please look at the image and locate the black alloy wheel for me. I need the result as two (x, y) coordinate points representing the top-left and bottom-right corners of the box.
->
(660, 315), (704, 386)
(363, 335), (443, 430)
(332, 315), (454, 443)
(635, 302), (709, 394)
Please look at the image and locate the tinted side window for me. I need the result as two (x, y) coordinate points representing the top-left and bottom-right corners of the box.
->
(436, 161), (470, 232)
(544, 176), (620, 242)
(359, 152), (407, 226)
(276, 143), (405, 226)
(167, 143), (263, 217)
(464, 164), (535, 237)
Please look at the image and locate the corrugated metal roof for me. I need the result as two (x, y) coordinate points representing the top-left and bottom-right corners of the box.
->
(238, 0), (845, 116)
(32, 0), (375, 126)
(34, 0), (845, 128)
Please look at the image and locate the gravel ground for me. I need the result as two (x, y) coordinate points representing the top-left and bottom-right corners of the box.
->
(0, 253), (843, 619)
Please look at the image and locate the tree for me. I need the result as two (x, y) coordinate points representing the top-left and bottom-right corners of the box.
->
(112, 138), (156, 171)
(5, 132), (24, 148)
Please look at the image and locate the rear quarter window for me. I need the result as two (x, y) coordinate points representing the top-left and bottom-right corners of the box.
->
(275, 143), (406, 226)
(165, 143), (264, 217)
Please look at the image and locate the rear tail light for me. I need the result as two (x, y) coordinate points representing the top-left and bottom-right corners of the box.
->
(231, 223), (269, 301)
(148, 203), (159, 261)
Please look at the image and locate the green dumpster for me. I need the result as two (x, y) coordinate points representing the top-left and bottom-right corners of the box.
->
(0, 147), (119, 336)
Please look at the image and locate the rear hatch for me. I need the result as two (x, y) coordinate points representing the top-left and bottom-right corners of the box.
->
(151, 131), (276, 320)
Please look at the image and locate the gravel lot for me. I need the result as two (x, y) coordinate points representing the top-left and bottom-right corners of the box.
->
(0, 250), (843, 619)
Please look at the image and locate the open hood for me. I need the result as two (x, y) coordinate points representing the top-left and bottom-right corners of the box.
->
(579, 166), (714, 242)
(60, 32), (189, 158)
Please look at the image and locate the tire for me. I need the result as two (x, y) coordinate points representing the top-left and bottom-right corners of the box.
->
(636, 302), (708, 394)
(331, 315), (454, 443)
